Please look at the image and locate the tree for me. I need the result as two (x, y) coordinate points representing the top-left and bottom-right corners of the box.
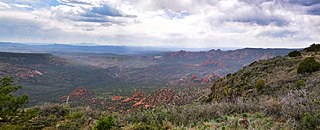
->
(255, 79), (265, 92)
(288, 50), (302, 57)
(0, 77), (28, 122)
(304, 43), (320, 52)
(297, 57), (320, 74)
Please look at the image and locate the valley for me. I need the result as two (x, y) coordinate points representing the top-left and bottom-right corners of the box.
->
(0, 43), (295, 106)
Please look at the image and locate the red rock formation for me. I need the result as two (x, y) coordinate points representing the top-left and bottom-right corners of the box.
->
(112, 96), (122, 101)
(70, 87), (87, 98)
(145, 104), (151, 109)
(147, 89), (175, 107)
(16, 70), (43, 79)
(122, 98), (131, 103)
(191, 74), (198, 79)
(131, 91), (145, 98)
(133, 97), (146, 107)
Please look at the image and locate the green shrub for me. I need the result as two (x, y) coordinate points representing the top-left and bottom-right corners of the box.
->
(94, 115), (115, 130)
(14, 108), (38, 125)
(56, 120), (82, 130)
(205, 93), (214, 103)
(0, 77), (28, 122)
(123, 107), (172, 129)
(125, 123), (157, 130)
(299, 112), (320, 129)
(255, 79), (265, 92)
(38, 104), (69, 117)
(56, 111), (86, 130)
(288, 50), (302, 57)
(304, 43), (320, 52)
(66, 111), (84, 120)
(296, 80), (305, 89)
(0, 124), (26, 130)
(297, 57), (320, 74)
(28, 115), (58, 129)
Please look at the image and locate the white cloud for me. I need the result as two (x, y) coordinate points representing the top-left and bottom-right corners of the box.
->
(12, 4), (33, 9)
(0, 2), (11, 9)
(0, 0), (319, 48)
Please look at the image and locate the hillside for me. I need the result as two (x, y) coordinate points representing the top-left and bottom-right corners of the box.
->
(207, 46), (319, 100)
(203, 44), (320, 129)
(0, 52), (125, 104)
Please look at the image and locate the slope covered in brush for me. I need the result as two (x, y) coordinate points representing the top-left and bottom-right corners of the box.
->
(204, 44), (320, 129)
(208, 44), (320, 100)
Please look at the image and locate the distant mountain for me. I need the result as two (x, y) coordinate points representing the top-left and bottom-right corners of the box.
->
(0, 42), (165, 54)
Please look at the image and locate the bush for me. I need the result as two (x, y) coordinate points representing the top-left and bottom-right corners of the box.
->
(304, 43), (320, 52)
(299, 112), (320, 129)
(297, 57), (320, 74)
(288, 50), (302, 57)
(38, 104), (69, 117)
(123, 107), (172, 129)
(94, 115), (115, 130)
(0, 124), (26, 130)
(0, 77), (28, 122)
(296, 80), (305, 89)
(255, 79), (265, 92)
(124, 123), (158, 130)
(56, 111), (86, 130)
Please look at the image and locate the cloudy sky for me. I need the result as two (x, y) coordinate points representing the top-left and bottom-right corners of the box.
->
(0, 0), (319, 48)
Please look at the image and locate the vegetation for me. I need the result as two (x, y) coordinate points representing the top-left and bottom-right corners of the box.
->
(94, 115), (116, 130)
(304, 43), (320, 52)
(0, 76), (289, 129)
(296, 79), (305, 89)
(299, 112), (320, 129)
(0, 77), (28, 122)
(205, 44), (320, 129)
(288, 50), (302, 57)
(297, 57), (320, 74)
(255, 79), (265, 92)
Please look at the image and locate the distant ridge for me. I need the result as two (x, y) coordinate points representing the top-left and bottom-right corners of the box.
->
(0, 42), (163, 54)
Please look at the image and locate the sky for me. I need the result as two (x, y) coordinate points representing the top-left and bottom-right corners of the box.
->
(0, 0), (319, 48)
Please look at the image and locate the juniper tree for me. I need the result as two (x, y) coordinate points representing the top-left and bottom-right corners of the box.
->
(0, 77), (28, 122)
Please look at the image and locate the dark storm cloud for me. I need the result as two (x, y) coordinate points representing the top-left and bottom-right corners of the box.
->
(72, 4), (136, 24)
(306, 4), (320, 15)
(52, 3), (136, 24)
(257, 30), (298, 38)
(308, 8), (320, 15)
(87, 4), (136, 18)
(285, 0), (320, 15)
(230, 16), (288, 26)
(91, 5), (122, 17)
(287, 0), (320, 6)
